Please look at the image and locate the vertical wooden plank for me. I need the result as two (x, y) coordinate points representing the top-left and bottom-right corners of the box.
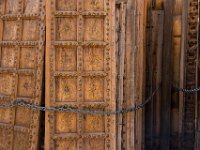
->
(115, 3), (120, 149)
(179, 0), (188, 149)
(170, 0), (183, 146)
(145, 10), (163, 150)
(174, 0), (182, 15)
(125, 0), (147, 149)
(160, 0), (174, 149)
(0, 0), (45, 149)
(124, 0), (136, 148)
(45, 0), (117, 149)
(151, 10), (163, 150)
(116, 1), (126, 150)
(45, 0), (51, 149)
(145, 0), (155, 148)
(136, 1), (147, 149)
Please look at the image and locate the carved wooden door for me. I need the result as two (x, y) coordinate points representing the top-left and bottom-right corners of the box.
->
(0, 0), (45, 149)
(46, 0), (116, 149)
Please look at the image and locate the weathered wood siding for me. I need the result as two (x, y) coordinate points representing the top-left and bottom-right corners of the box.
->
(124, 0), (147, 149)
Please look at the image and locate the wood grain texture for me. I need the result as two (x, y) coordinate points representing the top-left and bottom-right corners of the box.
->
(145, 10), (163, 150)
(160, 0), (174, 149)
(154, 0), (163, 10)
(45, 0), (116, 149)
(115, 2), (126, 150)
(170, 0), (183, 148)
(124, 0), (147, 149)
(182, 0), (199, 149)
(0, 0), (45, 149)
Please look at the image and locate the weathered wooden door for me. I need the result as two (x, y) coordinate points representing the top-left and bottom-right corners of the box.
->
(0, 0), (45, 149)
(45, 0), (116, 149)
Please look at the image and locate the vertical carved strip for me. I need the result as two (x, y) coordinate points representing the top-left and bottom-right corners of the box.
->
(78, 1), (84, 149)
(196, 1), (200, 149)
(182, 0), (199, 149)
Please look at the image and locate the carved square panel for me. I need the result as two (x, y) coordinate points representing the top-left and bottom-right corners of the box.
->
(55, 139), (77, 150)
(24, 0), (39, 14)
(17, 75), (34, 98)
(0, 74), (13, 96)
(1, 47), (16, 68)
(55, 47), (77, 71)
(84, 0), (104, 11)
(19, 47), (36, 69)
(15, 107), (31, 127)
(83, 114), (105, 133)
(22, 20), (38, 41)
(83, 138), (105, 150)
(0, 101), (12, 124)
(56, 17), (77, 41)
(83, 17), (104, 41)
(3, 21), (18, 41)
(5, 0), (19, 14)
(84, 77), (104, 102)
(83, 47), (104, 71)
(55, 112), (77, 133)
(0, 127), (11, 150)
(55, 77), (77, 102)
(13, 130), (29, 150)
(56, 0), (77, 11)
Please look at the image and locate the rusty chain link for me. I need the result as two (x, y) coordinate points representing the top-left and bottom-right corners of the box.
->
(172, 84), (200, 93)
(1, 84), (199, 115)
(0, 85), (161, 115)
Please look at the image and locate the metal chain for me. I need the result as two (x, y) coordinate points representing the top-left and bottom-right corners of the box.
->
(0, 85), (161, 115)
(172, 84), (200, 93)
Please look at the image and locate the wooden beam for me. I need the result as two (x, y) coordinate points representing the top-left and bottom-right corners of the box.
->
(170, 4), (182, 146)
(152, 10), (164, 149)
(125, 0), (147, 149)
(124, 0), (137, 149)
(160, 0), (174, 149)
(116, 2), (126, 150)
(179, 0), (188, 148)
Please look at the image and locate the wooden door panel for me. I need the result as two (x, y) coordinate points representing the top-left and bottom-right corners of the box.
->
(46, 0), (116, 149)
(0, 0), (45, 149)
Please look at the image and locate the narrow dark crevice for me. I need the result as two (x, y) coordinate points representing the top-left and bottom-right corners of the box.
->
(38, 26), (46, 150)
